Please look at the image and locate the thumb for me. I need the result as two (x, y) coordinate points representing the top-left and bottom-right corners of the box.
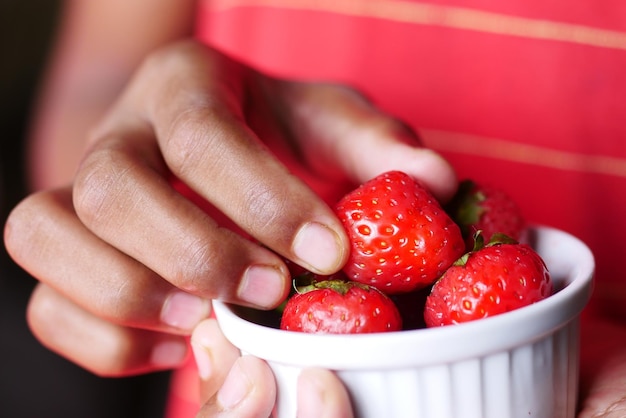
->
(195, 355), (276, 418)
(275, 81), (457, 202)
(297, 368), (355, 418)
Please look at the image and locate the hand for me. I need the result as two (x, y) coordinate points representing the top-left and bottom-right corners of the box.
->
(3, 40), (456, 376)
(191, 319), (354, 418)
(192, 313), (626, 418)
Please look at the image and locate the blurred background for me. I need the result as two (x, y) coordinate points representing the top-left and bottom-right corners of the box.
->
(1, 2), (171, 417)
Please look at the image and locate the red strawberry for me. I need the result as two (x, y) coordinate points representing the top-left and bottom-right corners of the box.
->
(280, 280), (402, 334)
(273, 266), (351, 316)
(446, 179), (526, 250)
(335, 171), (465, 294)
(424, 234), (552, 327)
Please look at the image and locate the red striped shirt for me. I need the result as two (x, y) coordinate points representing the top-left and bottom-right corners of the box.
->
(168, 1), (626, 415)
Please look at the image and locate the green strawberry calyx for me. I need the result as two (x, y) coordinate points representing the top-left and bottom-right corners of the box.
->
(454, 230), (519, 267)
(447, 180), (485, 230)
(292, 274), (368, 296)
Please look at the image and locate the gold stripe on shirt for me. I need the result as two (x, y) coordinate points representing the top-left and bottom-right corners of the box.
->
(206, 0), (626, 51)
(423, 129), (626, 178)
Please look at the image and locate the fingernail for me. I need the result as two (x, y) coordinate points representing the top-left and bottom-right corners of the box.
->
(161, 292), (211, 331)
(217, 361), (251, 409)
(150, 339), (188, 368)
(293, 222), (343, 273)
(238, 265), (286, 308)
(191, 341), (212, 380)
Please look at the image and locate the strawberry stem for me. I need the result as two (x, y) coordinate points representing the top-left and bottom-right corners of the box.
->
(487, 232), (519, 246)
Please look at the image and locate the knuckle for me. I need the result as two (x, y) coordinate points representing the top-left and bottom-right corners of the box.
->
(26, 288), (57, 342)
(4, 195), (38, 258)
(241, 185), (290, 234)
(95, 270), (158, 325)
(4, 191), (62, 264)
(167, 236), (220, 294)
(161, 104), (234, 180)
(72, 143), (134, 228)
(162, 108), (213, 175)
(141, 40), (198, 73)
(366, 114), (414, 139)
(134, 43), (191, 87)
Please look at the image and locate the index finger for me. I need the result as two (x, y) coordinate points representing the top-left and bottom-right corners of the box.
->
(143, 42), (350, 274)
(74, 42), (348, 313)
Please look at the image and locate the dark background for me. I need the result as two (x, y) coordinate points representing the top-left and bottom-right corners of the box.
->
(1, 2), (171, 417)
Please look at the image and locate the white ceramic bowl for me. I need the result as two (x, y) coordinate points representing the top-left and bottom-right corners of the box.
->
(213, 226), (594, 418)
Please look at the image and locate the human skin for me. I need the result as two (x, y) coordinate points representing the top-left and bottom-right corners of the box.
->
(3, 2), (626, 417)
(7, 37), (453, 372)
